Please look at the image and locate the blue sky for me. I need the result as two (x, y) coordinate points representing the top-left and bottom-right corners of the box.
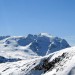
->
(0, 0), (75, 45)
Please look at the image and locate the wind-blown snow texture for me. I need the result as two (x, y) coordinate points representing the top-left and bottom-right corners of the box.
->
(0, 33), (71, 75)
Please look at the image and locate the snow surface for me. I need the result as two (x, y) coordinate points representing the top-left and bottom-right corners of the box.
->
(43, 46), (75, 75)
(0, 46), (75, 75)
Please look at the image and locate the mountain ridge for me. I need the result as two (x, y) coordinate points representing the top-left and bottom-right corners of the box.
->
(0, 33), (70, 58)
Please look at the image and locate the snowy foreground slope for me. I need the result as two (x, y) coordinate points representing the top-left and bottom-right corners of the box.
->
(0, 46), (75, 75)
(43, 46), (75, 75)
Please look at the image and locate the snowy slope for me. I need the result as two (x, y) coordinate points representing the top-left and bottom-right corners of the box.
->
(0, 46), (75, 75)
(43, 46), (75, 75)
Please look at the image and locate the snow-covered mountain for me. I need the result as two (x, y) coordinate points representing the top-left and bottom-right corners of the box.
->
(0, 33), (70, 59)
(0, 33), (71, 75)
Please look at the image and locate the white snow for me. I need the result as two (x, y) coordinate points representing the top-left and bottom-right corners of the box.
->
(0, 46), (75, 75)
(43, 46), (75, 75)
(39, 33), (53, 38)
